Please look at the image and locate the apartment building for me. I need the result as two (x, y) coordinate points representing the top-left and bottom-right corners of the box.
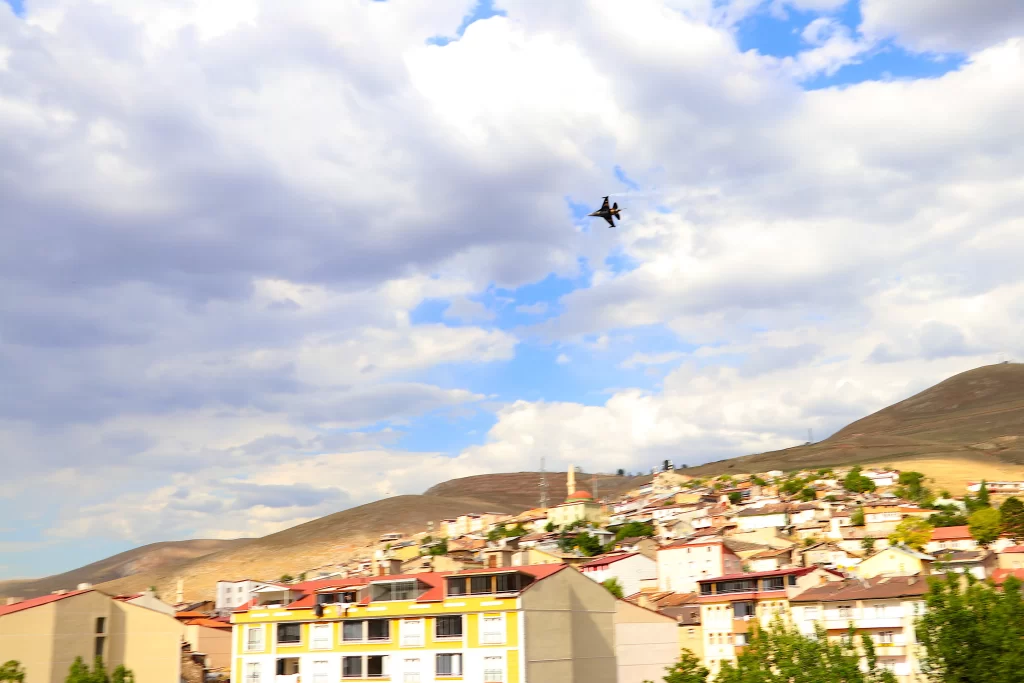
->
(657, 538), (743, 593)
(789, 576), (928, 681)
(696, 566), (840, 673)
(230, 564), (672, 682)
(0, 589), (184, 683)
(217, 580), (286, 612)
(579, 552), (657, 598)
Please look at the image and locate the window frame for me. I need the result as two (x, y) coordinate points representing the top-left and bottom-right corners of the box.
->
(483, 655), (504, 683)
(401, 618), (425, 647)
(368, 618), (391, 642)
(367, 655), (389, 679)
(277, 622), (302, 646)
(480, 613), (506, 645)
(246, 662), (261, 683)
(435, 615), (464, 640)
(245, 625), (265, 652)
(342, 656), (363, 679)
(435, 653), (463, 677)
(343, 620), (365, 642)
(311, 622), (333, 650)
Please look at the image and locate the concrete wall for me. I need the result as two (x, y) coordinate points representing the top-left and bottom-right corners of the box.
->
(615, 601), (677, 683)
(521, 567), (617, 683)
(112, 600), (185, 683)
(185, 624), (232, 670)
(0, 601), (58, 683)
(52, 591), (115, 681)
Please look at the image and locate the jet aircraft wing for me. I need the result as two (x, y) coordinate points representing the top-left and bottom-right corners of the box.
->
(600, 196), (610, 211)
(603, 215), (615, 227)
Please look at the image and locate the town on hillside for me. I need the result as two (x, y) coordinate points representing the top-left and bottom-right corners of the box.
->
(3, 463), (1024, 682)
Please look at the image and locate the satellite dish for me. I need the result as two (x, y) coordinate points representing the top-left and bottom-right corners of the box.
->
(314, 603), (324, 619)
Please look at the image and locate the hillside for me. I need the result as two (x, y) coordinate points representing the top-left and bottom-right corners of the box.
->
(0, 539), (248, 600)
(93, 493), (528, 603)
(423, 470), (647, 507)
(687, 363), (1024, 489)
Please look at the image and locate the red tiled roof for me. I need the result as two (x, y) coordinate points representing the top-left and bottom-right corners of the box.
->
(698, 566), (818, 584)
(930, 525), (972, 541)
(580, 552), (639, 569)
(184, 618), (233, 630)
(1001, 545), (1024, 553)
(113, 593), (142, 601)
(174, 611), (208, 619)
(0, 590), (91, 617)
(992, 569), (1024, 585)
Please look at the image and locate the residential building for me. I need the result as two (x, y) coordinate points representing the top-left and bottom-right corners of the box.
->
(614, 601), (678, 683)
(579, 552), (657, 597)
(800, 542), (862, 571)
(113, 588), (177, 616)
(789, 575), (928, 681)
(178, 614), (233, 670)
(857, 546), (934, 579)
(735, 505), (789, 533)
(657, 538), (743, 593)
(230, 564), (669, 682)
(864, 470), (899, 488)
(217, 580), (283, 612)
(0, 589), (185, 683)
(931, 549), (995, 579)
(997, 545), (1024, 569)
(697, 567), (841, 673)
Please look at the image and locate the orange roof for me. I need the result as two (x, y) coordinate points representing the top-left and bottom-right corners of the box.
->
(567, 490), (594, 501)
(184, 618), (233, 630)
(993, 568), (1024, 585)
(0, 590), (91, 617)
(930, 526), (972, 541)
(175, 611), (208, 619)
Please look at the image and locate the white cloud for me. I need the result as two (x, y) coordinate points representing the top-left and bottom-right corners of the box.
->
(2, 0), (1024, 563)
(860, 0), (1024, 53)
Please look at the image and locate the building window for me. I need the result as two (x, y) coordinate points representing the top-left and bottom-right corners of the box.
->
(367, 656), (388, 679)
(733, 601), (755, 618)
(763, 577), (785, 591)
(447, 577), (467, 596)
(94, 636), (105, 658)
(312, 623), (332, 649)
(838, 605), (852, 618)
(95, 617), (106, 634)
(436, 653), (462, 677)
(344, 621), (364, 641)
(436, 615), (463, 639)
(246, 626), (264, 651)
(312, 661), (329, 683)
(343, 657), (363, 678)
(804, 607), (818, 620)
(403, 659), (420, 683)
(877, 631), (894, 644)
(373, 580), (419, 602)
(687, 628), (696, 637)
(495, 573), (522, 593)
(402, 619), (424, 647)
(246, 663), (260, 683)
(277, 623), (301, 645)
(471, 576), (492, 594)
(368, 619), (390, 641)
(483, 656), (504, 682)
(481, 614), (505, 644)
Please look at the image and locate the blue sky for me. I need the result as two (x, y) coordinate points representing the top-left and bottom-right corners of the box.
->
(1, 0), (1021, 580)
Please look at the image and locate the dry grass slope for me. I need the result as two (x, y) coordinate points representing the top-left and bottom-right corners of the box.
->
(423, 471), (647, 508)
(94, 493), (526, 603)
(0, 539), (248, 600)
(687, 363), (1024, 491)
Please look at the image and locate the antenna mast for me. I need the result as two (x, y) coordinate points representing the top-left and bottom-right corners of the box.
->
(592, 472), (598, 501)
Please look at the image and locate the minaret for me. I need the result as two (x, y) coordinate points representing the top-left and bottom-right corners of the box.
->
(567, 464), (576, 498)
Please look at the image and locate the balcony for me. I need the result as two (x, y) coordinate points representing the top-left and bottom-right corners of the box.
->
(874, 644), (907, 656)
(856, 617), (905, 629)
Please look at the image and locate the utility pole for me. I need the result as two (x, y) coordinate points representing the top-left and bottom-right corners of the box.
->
(593, 473), (599, 501)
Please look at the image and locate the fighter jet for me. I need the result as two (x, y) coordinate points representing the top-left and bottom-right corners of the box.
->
(588, 196), (623, 227)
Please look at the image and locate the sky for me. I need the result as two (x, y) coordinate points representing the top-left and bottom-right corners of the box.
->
(1, 0), (1023, 579)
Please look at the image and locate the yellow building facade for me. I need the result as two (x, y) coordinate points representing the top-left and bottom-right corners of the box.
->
(231, 565), (626, 682)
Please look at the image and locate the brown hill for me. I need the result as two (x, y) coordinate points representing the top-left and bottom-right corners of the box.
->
(93, 493), (528, 603)
(687, 363), (1024, 490)
(423, 470), (647, 508)
(0, 539), (248, 600)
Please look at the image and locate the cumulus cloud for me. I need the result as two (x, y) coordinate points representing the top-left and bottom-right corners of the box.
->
(2, 0), (1024, 572)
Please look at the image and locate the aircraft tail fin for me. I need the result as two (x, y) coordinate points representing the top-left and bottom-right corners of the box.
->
(612, 202), (618, 210)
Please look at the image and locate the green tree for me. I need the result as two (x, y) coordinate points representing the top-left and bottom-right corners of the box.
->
(657, 649), (709, 683)
(428, 538), (448, 556)
(843, 466), (876, 494)
(781, 478), (805, 495)
(601, 577), (624, 599)
(966, 480), (992, 513)
(967, 507), (1002, 547)
(111, 667), (134, 683)
(65, 657), (91, 683)
(751, 476), (767, 486)
(575, 532), (603, 557)
(851, 506), (865, 526)
(617, 468), (626, 476)
(1000, 497), (1024, 541)
(798, 487), (817, 502)
(728, 492), (743, 505)
(279, 574), (294, 583)
(0, 661), (25, 683)
(888, 517), (934, 551)
(861, 536), (877, 554)
(895, 471), (930, 503)
(487, 523), (507, 542)
(917, 573), (1024, 682)
(91, 658), (110, 683)
(716, 619), (896, 683)
(544, 521), (556, 533)
(928, 506), (969, 528)
(614, 521), (655, 542)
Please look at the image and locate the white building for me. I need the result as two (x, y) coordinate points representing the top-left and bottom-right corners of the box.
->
(735, 504), (789, 532)
(216, 580), (283, 612)
(657, 538), (743, 593)
(579, 552), (657, 598)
